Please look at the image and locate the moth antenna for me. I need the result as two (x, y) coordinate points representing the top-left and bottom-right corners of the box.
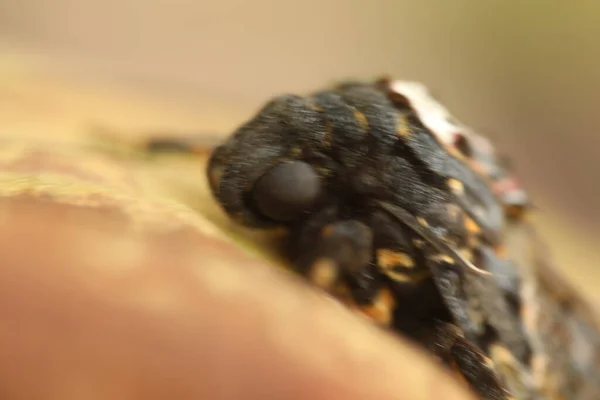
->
(378, 201), (492, 276)
(452, 249), (492, 276)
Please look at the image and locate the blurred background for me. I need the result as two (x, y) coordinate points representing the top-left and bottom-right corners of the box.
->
(0, 0), (599, 300)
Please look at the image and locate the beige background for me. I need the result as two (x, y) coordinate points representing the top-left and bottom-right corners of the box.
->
(1, 0), (599, 300)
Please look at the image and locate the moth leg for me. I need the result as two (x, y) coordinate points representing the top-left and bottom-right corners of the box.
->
(487, 342), (535, 400)
(427, 240), (532, 366)
(472, 246), (531, 364)
(90, 124), (223, 157)
(425, 322), (514, 400)
(305, 219), (374, 292)
(136, 129), (245, 158)
(141, 134), (223, 156)
(424, 244), (533, 398)
(369, 210), (510, 398)
(291, 211), (394, 327)
(314, 220), (395, 326)
(371, 210), (430, 285)
(369, 210), (443, 318)
(425, 251), (486, 343)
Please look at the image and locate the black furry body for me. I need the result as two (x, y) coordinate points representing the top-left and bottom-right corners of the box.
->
(205, 79), (600, 400)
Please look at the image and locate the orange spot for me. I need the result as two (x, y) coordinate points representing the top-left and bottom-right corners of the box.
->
(447, 178), (464, 195)
(384, 268), (431, 284)
(489, 344), (516, 366)
(310, 102), (324, 113)
(464, 216), (481, 235)
(353, 110), (369, 131)
(446, 145), (468, 163)
(321, 224), (335, 238)
(446, 203), (462, 222)
(413, 239), (425, 249)
(467, 235), (480, 249)
(396, 112), (412, 138)
(430, 254), (455, 265)
(308, 258), (338, 289)
(359, 288), (396, 326)
(494, 244), (508, 259)
(376, 249), (415, 269)
(458, 248), (473, 262)
(289, 147), (302, 157)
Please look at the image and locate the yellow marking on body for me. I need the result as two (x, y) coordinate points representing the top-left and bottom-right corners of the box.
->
(488, 343), (529, 399)
(413, 239), (425, 249)
(494, 244), (508, 259)
(396, 112), (412, 138)
(464, 216), (481, 235)
(446, 144), (469, 163)
(308, 258), (339, 289)
(322, 121), (333, 147)
(316, 167), (333, 178)
(416, 216), (429, 227)
(321, 224), (334, 238)
(384, 268), (431, 284)
(447, 178), (464, 195)
(458, 248), (473, 262)
(446, 203), (462, 221)
(289, 147), (302, 157)
(470, 161), (488, 177)
(482, 355), (496, 370)
(467, 235), (480, 249)
(376, 249), (415, 269)
(358, 288), (396, 326)
(444, 142), (502, 193)
(530, 354), (548, 384)
(429, 254), (455, 264)
(353, 110), (369, 131)
(309, 102), (324, 113)
(466, 307), (485, 327)
(489, 344), (517, 364)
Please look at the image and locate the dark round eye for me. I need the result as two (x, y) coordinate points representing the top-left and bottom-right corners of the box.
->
(454, 134), (473, 157)
(252, 161), (321, 222)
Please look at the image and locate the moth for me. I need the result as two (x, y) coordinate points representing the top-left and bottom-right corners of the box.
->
(142, 78), (600, 399)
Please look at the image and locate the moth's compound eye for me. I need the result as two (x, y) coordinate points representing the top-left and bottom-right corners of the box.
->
(252, 161), (321, 222)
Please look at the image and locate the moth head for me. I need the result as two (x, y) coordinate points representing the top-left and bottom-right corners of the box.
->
(206, 94), (329, 227)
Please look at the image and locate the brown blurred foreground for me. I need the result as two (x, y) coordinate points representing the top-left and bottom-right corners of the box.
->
(0, 168), (473, 400)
